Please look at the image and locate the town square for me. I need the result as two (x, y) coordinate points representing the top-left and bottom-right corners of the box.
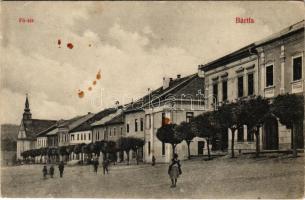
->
(1, 1), (305, 199)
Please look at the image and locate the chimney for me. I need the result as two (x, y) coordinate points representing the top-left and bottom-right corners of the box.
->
(177, 74), (181, 79)
(163, 77), (170, 90)
(169, 78), (173, 82)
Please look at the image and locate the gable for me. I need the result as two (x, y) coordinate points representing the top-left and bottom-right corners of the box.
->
(17, 121), (27, 139)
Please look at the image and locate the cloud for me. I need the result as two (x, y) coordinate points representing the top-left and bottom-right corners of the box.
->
(1, 1), (303, 124)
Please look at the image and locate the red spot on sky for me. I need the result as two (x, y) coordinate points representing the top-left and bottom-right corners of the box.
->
(89, 44), (92, 47)
(88, 87), (92, 91)
(58, 39), (61, 46)
(96, 70), (101, 80)
(67, 43), (74, 49)
(78, 90), (84, 98)
(93, 80), (97, 85)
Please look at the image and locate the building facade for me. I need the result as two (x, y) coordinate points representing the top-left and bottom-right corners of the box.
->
(198, 20), (304, 154)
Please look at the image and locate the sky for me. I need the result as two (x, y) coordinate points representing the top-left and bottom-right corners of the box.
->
(0, 1), (304, 124)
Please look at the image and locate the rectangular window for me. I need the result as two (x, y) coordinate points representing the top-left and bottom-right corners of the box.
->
(237, 126), (244, 142)
(213, 83), (218, 104)
(84, 134), (86, 140)
(145, 114), (151, 129)
(293, 56), (302, 81)
(248, 73), (254, 96)
(140, 118), (144, 131)
(222, 80), (228, 101)
(121, 127), (123, 136)
(247, 126), (254, 142)
(114, 128), (116, 136)
(77, 134), (79, 141)
(127, 123), (129, 133)
(186, 112), (194, 123)
(238, 76), (244, 98)
(81, 134), (83, 140)
(162, 142), (165, 156)
(135, 119), (138, 132)
(266, 65), (273, 87)
(148, 141), (151, 155)
(109, 129), (112, 136)
(88, 134), (91, 141)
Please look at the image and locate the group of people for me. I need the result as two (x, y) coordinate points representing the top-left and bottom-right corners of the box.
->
(93, 158), (110, 175)
(42, 161), (65, 179)
(41, 154), (182, 188)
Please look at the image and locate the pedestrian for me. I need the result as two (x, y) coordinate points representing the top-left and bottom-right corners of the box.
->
(93, 158), (99, 174)
(152, 155), (156, 166)
(49, 165), (54, 178)
(58, 161), (65, 178)
(168, 153), (182, 188)
(42, 165), (48, 179)
(102, 158), (109, 175)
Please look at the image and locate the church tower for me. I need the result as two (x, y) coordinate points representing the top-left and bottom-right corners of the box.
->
(23, 94), (32, 120)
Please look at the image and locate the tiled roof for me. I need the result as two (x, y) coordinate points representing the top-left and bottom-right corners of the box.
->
(91, 109), (123, 127)
(70, 108), (117, 132)
(104, 112), (124, 126)
(23, 119), (57, 139)
(124, 74), (198, 112)
(58, 113), (95, 131)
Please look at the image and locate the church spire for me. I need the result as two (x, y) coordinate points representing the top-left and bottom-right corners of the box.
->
(23, 94), (32, 120)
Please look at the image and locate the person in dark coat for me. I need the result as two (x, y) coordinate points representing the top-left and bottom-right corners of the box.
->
(152, 155), (156, 166)
(42, 165), (48, 179)
(93, 159), (99, 174)
(102, 158), (109, 175)
(49, 165), (54, 178)
(168, 153), (182, 188)
(58, 161), (64, 178)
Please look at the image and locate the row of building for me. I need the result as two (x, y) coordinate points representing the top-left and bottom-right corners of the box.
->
(17, 20), (304, 163)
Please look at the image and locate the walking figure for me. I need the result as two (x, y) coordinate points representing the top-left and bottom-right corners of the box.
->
(58, 161), (65, 178)
(42, 165), (48, 179)
(102, 158), (109, 175)
(168, 153), (182, 188)
(49, 165), (54, 178)
(152, 155), (156, 166)
(93, 159), (99, 174)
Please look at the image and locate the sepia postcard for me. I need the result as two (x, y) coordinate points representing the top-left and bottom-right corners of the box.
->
(0, 1), (304, 199)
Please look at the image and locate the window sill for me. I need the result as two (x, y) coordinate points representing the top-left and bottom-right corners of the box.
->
(264, 85), (275, 90)
(290, 79), (302, 84)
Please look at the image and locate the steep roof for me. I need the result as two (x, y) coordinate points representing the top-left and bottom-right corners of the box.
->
(23, 119), (57, 139)
(70, 108), (117, 132)
(124, 74), (199, 113)
(91, 109), (123, 127)
(104, 112), (124, 126)
(58, 113), (95, 131)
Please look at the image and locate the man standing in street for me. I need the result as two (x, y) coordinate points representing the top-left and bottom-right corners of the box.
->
(58, 161), (65, 178)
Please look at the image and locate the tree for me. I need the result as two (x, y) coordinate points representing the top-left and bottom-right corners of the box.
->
(117, 137), (133, 165)
(156, 124), (183, 158)
(216, 101), (243, 158)
(240, 96), (270, 157)
(191, 112), (219, 160)
(176, 121), (195, 159)
(272, 94), (304, 157)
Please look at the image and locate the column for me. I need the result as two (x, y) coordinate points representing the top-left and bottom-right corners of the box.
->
(280, 45), (285, 94)
(260, 52), (265, 96)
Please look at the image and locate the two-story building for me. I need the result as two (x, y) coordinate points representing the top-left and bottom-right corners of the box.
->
(198, 20), (304, 154)
(142, 74), (206, 163)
